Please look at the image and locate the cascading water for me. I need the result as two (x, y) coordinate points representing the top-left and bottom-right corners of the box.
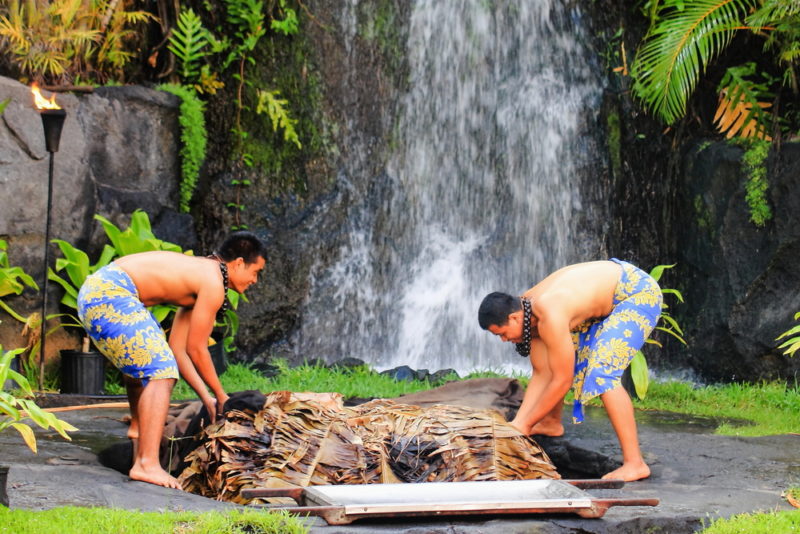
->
(296, 1), (607, 375)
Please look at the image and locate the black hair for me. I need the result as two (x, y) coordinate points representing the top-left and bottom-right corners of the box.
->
(217, 231), (267, 265)
(478, 292), (520, 330)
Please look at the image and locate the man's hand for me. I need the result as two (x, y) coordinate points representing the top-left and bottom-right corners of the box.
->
(202, 396), (218, 424)
(216, 392), (230, 417)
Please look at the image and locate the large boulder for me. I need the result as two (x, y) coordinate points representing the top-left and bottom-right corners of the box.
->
(672, 141), (800, 382)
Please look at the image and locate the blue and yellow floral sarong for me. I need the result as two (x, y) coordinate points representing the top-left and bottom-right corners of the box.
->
(77, 264), (179, 387)
(570, 258), (662, 424)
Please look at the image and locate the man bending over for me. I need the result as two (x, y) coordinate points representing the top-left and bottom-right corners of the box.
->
(78, 231), (267, 488)
(478, 258), (662, 481)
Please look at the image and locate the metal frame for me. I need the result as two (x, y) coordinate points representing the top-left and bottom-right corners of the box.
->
(241, 479), (659, 525)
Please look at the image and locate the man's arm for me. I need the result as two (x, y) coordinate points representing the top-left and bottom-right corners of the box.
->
(511, 337), (551, 433)
(169, 286), (229, 417)
(511, 304), (575, 434)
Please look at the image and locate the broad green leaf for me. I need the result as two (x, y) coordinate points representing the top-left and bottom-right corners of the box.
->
(661, 288), (684, 302)
(776, 324), (800, 340)
(649, 263), (676, 282)
(630, 351), (650, 399)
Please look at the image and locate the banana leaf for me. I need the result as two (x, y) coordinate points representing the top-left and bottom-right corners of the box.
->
(179, 391), (559, 504)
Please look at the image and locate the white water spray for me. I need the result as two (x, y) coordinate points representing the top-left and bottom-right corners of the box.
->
(296, 1), (606, 375)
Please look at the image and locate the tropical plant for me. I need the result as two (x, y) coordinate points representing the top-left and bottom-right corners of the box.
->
(167, 8), (210, 84)
(166, 8), (226, 94)
(0, 0), (155, 84)
(629, 263), (687, 399)
(158, 84), (208, 213)
(49, 210), (187, 329)
(630, 0), (800, 138)
(732, 137), (772, 226)
(255, 89), (302, 149)
(776, 311), (800, 358)
(0, 240), (38, 324)
(713, 63), (774, 140)
(162, 0), (302, 230)
(218, 296), (242, 353)
(0, 345), (77, 453)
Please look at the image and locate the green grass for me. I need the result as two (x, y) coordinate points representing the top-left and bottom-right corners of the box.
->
(632, 380), (800, 436)
(699, 509), (800, 533)
(0, 506), (309, 534)
(172, 359), (449, 400)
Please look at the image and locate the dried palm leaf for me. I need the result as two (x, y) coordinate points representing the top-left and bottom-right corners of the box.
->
(714, 88), (773, 140)
(179, 391), (559, 504)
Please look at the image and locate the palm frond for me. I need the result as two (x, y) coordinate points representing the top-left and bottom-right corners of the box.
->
(631, 0), (757, 124)
(747, 0), (800, 28)
(714, 63), (774, 139)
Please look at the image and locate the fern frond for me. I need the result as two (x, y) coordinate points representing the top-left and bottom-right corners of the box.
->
(256, 89), (302, 148)
(631, 0), (757, 124)
(714, 63), (773, 140)
(168, 8), (210, 82)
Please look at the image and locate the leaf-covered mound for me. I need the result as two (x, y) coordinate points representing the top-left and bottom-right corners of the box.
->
(179, 391), (560, 503)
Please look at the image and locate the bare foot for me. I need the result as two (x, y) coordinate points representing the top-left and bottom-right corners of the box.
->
(529, 420), (565, 437)
(602, 461), (650, 482)
(129, 462), (183, 490)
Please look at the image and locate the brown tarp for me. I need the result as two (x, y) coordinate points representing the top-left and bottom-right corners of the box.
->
(393, 377), (525, 420)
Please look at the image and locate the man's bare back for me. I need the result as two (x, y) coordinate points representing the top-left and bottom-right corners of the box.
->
(114, 251), (224, 309)
(522, 260), (622, 332)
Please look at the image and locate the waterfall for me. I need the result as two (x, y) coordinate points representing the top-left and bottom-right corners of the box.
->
(296, 1), (606, 375)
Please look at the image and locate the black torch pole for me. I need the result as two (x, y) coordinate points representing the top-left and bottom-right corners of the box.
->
(39, 108), (66, 389)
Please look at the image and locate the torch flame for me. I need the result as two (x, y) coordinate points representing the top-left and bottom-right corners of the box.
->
(31, 83), (61, 110)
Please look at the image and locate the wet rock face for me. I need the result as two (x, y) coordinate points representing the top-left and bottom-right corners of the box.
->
(671, 142), (800, 382)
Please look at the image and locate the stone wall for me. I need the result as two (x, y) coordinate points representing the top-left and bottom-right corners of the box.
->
(0, 77), (192, 359)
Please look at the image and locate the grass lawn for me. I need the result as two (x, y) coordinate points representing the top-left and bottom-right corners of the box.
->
(0, 507), (310, 534)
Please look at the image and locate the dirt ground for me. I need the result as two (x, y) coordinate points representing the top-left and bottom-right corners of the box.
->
(0, 394), (797, 534)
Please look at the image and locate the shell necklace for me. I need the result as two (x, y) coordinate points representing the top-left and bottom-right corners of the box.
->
(515, 297), (533, 358)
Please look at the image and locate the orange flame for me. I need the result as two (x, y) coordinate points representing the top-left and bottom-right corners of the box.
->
(31, 83), (61, 110)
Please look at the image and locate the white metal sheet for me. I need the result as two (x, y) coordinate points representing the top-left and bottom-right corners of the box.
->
(302, 479), (594, 515)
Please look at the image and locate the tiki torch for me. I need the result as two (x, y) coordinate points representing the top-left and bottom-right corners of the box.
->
(31, 83), (66, 388)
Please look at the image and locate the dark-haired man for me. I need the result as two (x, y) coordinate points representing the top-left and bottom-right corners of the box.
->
(78, 231), (267, 489)
(478, 259), (662, 481)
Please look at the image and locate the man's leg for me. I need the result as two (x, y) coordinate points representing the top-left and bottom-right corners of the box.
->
(123, 375), (142, 440)
(128, 377), (182, 489)
(599, 385), (650, 481)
